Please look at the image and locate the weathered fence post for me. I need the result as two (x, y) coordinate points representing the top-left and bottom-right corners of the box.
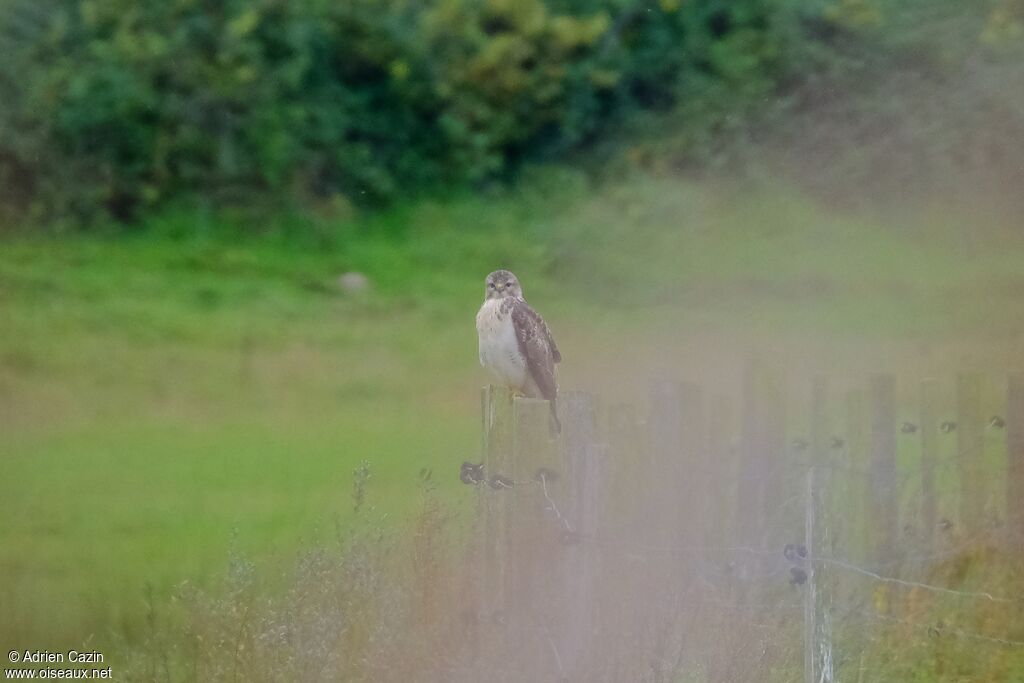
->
(868, 374), (898, 571)
(708, 394), (734, 547)
(957, 373), (984, 533)
(646, 379), (685, 673)
(509, 395), (561, 610)
(478, 388), (603, 679)
(649, 379), (685, 561)
(493, 395), (565, 679)
(480, 385), (516, 622)
(560, 391), (601, 678)
(810, 377), (829, 471)
(603, 402), (648, 675)
(738, 363), (760, 550)
(762, 371), (787, 547)
(805, 377), (834, 683)
(844, 388), (868, 561)
(1008, 374), (1024, 553)
(607, 402), (643, 537)
(738, 361), (787, 552)
(679, 382), (706, 545)
(920, 378), (939, 552)
(804, 468), (835, 683)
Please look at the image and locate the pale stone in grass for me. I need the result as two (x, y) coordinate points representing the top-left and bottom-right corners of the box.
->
(338, 272), (370, 293)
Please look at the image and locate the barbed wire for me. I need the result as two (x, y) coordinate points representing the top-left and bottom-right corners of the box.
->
(848, 608), (1024, 649)
(870, 535), (1003, 570)
(592, 539), (1021, 605)
(467, 387), (1021, 683)
(465, 405), (1022, 652)
(596, 536), (1024, 651)
(579, 539), (1024, 650)
(538, 471), (574, 534)
(472, 460), (1005, 558)
(813, 555), (1021, 604)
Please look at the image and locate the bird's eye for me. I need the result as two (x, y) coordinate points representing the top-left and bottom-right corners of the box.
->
(488, 282), (495, 288)
(505, 282), (513, 287)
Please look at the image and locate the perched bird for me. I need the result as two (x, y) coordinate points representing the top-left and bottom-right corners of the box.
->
(988, 415), (1005, 429)
(900, 422), (918, 434)
(476, 269), (562, 431)
(940, 421), (957, 434)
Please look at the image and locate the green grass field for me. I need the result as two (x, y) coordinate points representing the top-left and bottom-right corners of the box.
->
(2, 172), (1023, 661)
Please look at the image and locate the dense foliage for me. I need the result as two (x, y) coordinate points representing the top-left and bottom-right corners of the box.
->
(0, 0), (798, 223)
(0, 0), (1021, 224)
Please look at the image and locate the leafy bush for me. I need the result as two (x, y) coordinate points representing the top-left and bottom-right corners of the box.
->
(0, 0), (793, 225)
(587, 0), (1024, 210)
(3, 0), (1018, 226)
(765, 0), (1024, 207)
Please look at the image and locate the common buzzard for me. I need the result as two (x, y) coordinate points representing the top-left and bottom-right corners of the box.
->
(476, 270), (561, 431)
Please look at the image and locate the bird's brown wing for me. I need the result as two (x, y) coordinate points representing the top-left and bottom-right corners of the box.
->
(510, 299), (559, 403)
(545, 321), (561, 364)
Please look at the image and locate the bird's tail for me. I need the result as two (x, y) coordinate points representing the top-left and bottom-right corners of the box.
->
(549, 399), (561, 435)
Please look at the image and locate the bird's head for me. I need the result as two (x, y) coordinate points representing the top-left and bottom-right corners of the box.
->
(484, 270), (523, 300)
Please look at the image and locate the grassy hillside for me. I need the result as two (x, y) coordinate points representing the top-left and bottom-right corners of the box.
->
(2, 172), (1024, 658)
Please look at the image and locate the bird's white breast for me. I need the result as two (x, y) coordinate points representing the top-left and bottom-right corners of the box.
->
(476, 299), (527, 389)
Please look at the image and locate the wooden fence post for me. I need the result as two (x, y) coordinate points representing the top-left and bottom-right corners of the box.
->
(805, 377), (834, 683)
(804, 467), (835, 683)
(509, 396), (563, 673)
(920, 378), (939, 552)
(679, 381), (706, 547)
(650, 379), (685, 562)
(738, 361), (787, 550)
(844, 388), (868, 562)
(868, 374), (898, 570)
(803, 464), (815, 683)
(738, 362), (760, 549)
(708, 394), (734, 546)
(602, 402), (648, 674)
(646, 378), (691, 676)
(607, 402), (643, 538)
(480, 385), (516, 621)
(1008, 374), (1024, 553)
(762, 371), (787, 547)
(810, 377), (828, 470)
(560, 391), (601, 677)
(957, 373), (984, 533)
